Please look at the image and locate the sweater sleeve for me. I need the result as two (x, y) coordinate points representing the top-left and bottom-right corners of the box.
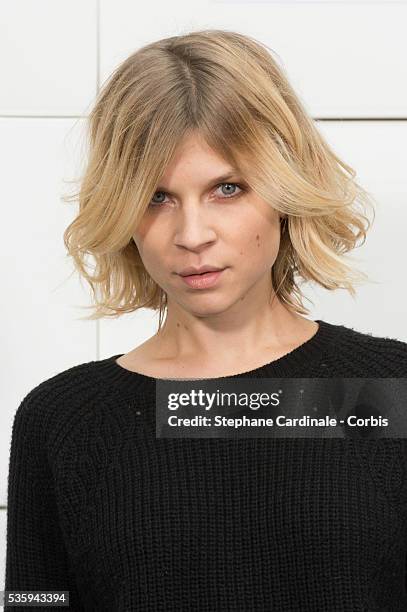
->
(4, 388), (84, 611)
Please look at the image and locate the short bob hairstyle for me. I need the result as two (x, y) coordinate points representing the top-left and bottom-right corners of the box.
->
(63, 29), (376, 331)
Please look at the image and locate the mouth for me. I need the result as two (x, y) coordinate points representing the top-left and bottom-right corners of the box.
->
(178, 268), (227, 289)
(178, 266), (224, 277)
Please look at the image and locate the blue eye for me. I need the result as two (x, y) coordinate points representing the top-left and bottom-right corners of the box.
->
(150, 191), (169, 207)
(149, 182), (245, 209)
(215, 183), (243, 198)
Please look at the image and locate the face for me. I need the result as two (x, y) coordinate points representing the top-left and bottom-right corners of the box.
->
(132, 130), (282, 317)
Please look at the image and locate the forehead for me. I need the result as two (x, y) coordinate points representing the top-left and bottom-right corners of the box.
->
(160, 132), (234, 180)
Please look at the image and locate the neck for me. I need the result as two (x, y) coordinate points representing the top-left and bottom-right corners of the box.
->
(151, 296), (315, 364)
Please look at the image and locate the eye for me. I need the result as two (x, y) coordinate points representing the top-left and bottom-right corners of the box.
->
(214, 182), (244, 199)
(150, 191), (169, 207)
(148, 182), (245, 209)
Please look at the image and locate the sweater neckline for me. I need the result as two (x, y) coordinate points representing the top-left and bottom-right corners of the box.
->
(96, 320), (341, 392)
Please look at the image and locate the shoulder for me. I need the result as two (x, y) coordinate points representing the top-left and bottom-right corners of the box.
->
(331, 321), (407, 376)
(16, 358), (100, 411)
(11, 359), (104, 461)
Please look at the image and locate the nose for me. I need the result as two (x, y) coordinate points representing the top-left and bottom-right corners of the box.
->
(174, 205), (217, 250)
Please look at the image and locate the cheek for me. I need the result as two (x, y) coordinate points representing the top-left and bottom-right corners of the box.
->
(239, 232), (270, 251)
(238, 232), (280, 260)
(132, 232), (142, 251)
(133, 230), (157, 260)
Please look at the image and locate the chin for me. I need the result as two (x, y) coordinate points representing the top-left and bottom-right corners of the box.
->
(179, 296), (232, 317)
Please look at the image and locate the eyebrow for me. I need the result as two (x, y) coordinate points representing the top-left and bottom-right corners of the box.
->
(156, 172), (240, 194)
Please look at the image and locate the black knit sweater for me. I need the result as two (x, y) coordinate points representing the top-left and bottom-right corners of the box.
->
(4, 319), (407, 611)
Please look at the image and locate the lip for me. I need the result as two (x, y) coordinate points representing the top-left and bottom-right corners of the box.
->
(179, 265), (224, 276)
(179, 268), (227, 289)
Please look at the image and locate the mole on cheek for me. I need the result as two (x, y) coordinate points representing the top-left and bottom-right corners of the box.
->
(256, 234), (260, 247)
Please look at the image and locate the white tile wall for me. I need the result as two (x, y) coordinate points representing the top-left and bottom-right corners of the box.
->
(1, 0), (406, 595)
(0, 0), (97, 115)
(100, 0), (407, 117)
(0, 117), (97, 506)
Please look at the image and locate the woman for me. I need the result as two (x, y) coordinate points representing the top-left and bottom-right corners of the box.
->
(5, 29), (407, 611)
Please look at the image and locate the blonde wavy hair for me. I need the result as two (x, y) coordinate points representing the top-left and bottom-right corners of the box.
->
(63, 28), (376, 331)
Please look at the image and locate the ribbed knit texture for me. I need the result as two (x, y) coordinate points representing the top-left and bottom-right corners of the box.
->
(4, 319), (407, 611)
